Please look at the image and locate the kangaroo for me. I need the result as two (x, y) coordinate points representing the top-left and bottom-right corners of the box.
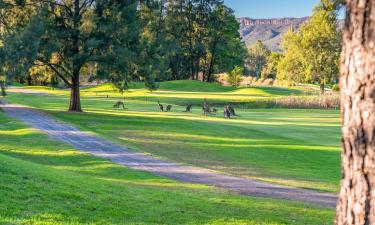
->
(184, 104), (193, 112)
(202, 98), (211, 115)
(166, 105), (172, 112)
(113, 101), (125, 109)
(228, 105), (237, 116)
(157, 101), (164, 112)
(224, 105), (231, 118)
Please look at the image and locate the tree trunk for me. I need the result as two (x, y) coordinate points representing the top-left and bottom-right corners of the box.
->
(0, 81), (6, 97)
(68, 73), (82, 112)
(68, 0), (82, 112)
(320, 83), (325, 95)
(206, 41), (217, 82)
(336, 0), (375, 224)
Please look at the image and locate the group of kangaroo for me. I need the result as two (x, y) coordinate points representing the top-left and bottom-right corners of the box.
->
(113, 99), (236, 118)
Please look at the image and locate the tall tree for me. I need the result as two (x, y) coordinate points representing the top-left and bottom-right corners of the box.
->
(1, 0), (141, 111)
(261, 52), (283, 79)
(246, 40), (270, 79)
(277, 0), (341, 93)
(336, 0), (375, 224)
(300, 0), (342, 93)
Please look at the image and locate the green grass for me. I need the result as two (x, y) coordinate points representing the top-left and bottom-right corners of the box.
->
(0, 112), (334, 224)
(6, 81), (341, 193)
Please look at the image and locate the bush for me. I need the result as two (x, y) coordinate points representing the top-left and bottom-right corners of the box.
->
(227, 66), (243, 87)
(332, 84), (340, 92)
(215, 73), (229, 86)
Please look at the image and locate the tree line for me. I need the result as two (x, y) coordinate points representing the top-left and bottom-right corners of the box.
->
(245, 0), (342, 94)
(0, 0), (245, 111)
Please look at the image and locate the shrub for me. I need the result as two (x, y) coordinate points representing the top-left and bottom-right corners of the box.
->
(227, 66), (243, 87)
(215, 73), (229, 86)
(240, 76), (254, 86)
(332, 84), (340, 92)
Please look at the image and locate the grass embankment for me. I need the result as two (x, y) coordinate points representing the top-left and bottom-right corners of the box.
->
(7, 81), (341, 193)
(0, 112), (334, 224)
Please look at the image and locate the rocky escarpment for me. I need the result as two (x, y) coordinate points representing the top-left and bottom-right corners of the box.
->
(238, 17), (309, 51)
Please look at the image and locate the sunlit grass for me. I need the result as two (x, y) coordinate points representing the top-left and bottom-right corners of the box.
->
(6, 81), (341, 193)
(0, 113), (334, 224)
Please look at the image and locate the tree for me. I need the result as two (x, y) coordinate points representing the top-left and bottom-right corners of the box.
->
(162, 0), (244, 82)
(277, 29), (305, 86)
(227, 65), (243, 87)
(300, 0), (342, 94)
(277, 0), (341, 93)
(0, 79), (6, 97)
(336, 0), (375, 224)
(1, 0), (141, 112)
(246, 40), (270, 79)
(261, 52), (283, 79)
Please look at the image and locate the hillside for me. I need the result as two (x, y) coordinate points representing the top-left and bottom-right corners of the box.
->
(238, 17), (309, 51)
(238, 17), (344, 51)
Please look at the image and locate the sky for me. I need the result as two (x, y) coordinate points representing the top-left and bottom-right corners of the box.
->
(224, 0), (321, 19)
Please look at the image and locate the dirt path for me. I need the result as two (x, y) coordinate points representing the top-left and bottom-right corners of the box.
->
(1, 101), (337, 208)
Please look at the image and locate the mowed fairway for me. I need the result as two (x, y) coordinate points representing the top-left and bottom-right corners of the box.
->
(0, 113), (335, 224)
(7, 81), (341, 193)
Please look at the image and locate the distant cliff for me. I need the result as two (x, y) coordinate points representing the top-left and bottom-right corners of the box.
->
(238, 17), (309, 52)
(238, 17), (344, 52)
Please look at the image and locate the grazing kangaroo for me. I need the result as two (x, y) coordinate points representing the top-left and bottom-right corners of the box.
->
(157, 101), (164, 112)
(228, 105), (237, 116)
(166, 105), (172, 112)
(224, 106), (231, 118)
(184, 104), (193, 112)
(202, 98), (211, 115)
(113, 101), (125, 109)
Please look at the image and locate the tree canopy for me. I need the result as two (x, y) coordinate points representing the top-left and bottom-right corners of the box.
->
(277, 0), (342, 92)
(0, 0), (245, 111)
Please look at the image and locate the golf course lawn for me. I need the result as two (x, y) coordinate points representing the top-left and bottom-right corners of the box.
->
(6, 81), (341, 193)
(0, 112), (335, 224)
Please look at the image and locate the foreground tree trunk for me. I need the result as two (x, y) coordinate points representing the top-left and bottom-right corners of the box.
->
(336, 0), (375, 224)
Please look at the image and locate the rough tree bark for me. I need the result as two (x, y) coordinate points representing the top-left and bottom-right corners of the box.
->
(336, 0), (375, 224)
(68, 0), (82, 112)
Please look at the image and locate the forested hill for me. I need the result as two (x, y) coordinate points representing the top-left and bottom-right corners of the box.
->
(238, 17), (309, 51)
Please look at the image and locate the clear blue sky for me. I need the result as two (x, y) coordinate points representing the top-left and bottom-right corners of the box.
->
(224, 0), (321, 18)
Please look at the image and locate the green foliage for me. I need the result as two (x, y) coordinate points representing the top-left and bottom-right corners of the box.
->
(227, 65), (243, 86)
(246, 40), (271, 78)
(163, 0), (245, 81)
(332, 84), (340, 92)
(261, 52), (283, 79)
(277, 0), (342, 90)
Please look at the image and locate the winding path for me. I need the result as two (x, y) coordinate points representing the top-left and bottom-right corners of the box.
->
(1, 100), (337, 208)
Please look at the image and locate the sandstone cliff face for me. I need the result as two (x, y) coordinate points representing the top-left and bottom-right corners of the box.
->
(237, 17), (309, 52)
(238, 17), (308, 27)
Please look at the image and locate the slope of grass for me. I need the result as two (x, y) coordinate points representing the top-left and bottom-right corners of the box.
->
(7, 81), (341, 193)
(0, 113), (334, 224)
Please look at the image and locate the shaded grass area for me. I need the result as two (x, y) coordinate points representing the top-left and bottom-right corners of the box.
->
(0, 113), (334, 224)
(7, 86), (341, 193)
